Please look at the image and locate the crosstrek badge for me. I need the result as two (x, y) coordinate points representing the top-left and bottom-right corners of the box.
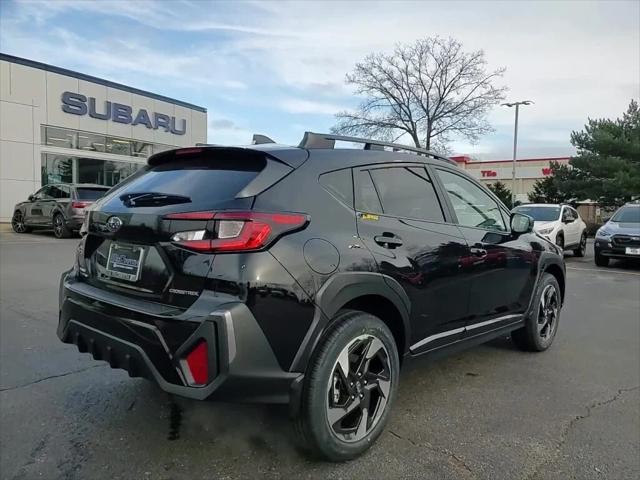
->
(360, 213), (379, 221)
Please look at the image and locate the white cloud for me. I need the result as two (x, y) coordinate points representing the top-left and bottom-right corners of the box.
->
(1, 0), (638, 157)
(280, 99), (345, 115)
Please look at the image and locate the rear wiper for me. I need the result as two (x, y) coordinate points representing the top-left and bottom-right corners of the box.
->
(120, 192), (191, 207)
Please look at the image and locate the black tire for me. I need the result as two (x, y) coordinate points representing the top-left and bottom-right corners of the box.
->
(295, 310), (400, 461)
(53, 213), (71, 239)
(11, 211), (31, 233)
(512, 273), (561, 352)
(573, 232), (587, 257)
(555, 233), (564, 251)
(595, 253), (609, 267)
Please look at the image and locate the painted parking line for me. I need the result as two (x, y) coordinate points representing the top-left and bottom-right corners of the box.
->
(566, 266), (640, 277)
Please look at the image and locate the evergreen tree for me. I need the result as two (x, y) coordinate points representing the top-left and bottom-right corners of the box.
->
(561, 100), (639, 206)
(487, 181), (513, 208)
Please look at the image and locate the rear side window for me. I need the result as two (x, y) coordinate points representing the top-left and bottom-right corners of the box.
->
(102, 157), (265, 210)
(76, 188), (109, 200)
(355, 170), (383, 213)
(368, 166), (445, 222)
(319, 169), (353, 207)
(48, 185), (70, 199)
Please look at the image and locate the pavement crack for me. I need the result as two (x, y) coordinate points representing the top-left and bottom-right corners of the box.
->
(0, 364), (105, 392)
(526, 385), (640, 479)
(388, 430), (476, 478)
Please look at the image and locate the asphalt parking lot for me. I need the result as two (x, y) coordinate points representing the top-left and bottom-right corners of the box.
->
(1, 228), (638, 480)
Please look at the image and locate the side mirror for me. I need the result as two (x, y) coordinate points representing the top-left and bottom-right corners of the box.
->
(28, 194), (35, 202)
(511, 212), (534, 235)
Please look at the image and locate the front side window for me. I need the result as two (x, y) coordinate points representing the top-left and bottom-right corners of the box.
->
(436, 169), (507, 231)
(368, 166), (444, 222)
(39, 186), (54, 200)
(32, 188), (47, 200)
(562, 207), (575, 222)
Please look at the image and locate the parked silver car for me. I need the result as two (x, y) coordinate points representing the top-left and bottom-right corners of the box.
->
(11, 184), (110, 238)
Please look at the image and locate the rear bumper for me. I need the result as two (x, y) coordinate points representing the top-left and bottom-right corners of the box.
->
(65, 215), (84, 230)
(57, 272), (302, 404)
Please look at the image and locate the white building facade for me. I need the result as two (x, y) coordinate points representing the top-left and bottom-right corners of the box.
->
(0, 53), (207, 222)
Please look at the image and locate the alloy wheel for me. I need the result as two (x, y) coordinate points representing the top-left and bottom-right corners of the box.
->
(326, 334), (392, 443)
(11, 213), (26, 233)
(53, 215), (63, 238)
(538, 284), (559, 340)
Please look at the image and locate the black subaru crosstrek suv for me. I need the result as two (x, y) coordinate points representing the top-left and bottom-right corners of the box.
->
(58, 132), (565, 461)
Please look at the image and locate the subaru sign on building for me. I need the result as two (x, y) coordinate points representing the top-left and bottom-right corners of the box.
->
(0, 53), (207, 222)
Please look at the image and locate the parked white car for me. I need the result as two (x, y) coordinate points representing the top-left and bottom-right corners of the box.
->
(513, 204), (588, 256)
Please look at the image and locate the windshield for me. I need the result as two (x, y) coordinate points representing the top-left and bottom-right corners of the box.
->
(76, 188), (109, 200)
(513, 206), (561, 222)
(612, 206), (640, 223)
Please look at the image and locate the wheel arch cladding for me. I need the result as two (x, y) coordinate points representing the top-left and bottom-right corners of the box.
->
(544, 263), (565, 303)
(291, 272), (411, 372)
(340, 294), (407, 359)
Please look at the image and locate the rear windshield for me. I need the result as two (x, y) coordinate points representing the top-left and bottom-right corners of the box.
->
(612, 206), (640, 223)
(513, 206), (561, 222)
(101, 157), (265, 210)
(76, 188), (109, 200)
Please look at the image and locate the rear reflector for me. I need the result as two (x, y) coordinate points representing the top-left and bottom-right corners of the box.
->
(165, 211), (308, 253)
(183, 340), (208, 385)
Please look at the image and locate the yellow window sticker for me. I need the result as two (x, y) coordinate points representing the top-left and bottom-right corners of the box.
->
(360, 213), (379, 221)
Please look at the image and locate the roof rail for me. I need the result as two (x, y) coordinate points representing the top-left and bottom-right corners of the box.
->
(252, 134), (276, 145)
(298, 132), (457, 166)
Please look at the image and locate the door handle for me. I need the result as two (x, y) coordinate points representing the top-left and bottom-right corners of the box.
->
(374, 234), (403, 249)
(470, 247), (487, 257)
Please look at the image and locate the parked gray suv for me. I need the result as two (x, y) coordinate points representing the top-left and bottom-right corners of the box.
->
(11, 184), (110, 238)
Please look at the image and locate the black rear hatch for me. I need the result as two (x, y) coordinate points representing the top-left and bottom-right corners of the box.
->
(79, 147), (297, 310)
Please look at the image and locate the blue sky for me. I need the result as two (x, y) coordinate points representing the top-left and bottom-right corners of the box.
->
(1, 0), (638, 159)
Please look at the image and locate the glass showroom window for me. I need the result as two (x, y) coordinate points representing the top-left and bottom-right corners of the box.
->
(132, 141), (153, 157)
(77, 132), (106, 153)
(44, 126), (75, 149)
(105, 137), (132, 156)
(42, 126), (164, 158)
(41, 154), (143, 187)
(77, 157), (142, 186)
(41, 154), (73, 185)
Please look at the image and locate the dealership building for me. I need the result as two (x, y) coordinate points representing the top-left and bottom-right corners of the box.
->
(451, 155), (571, 203)
(0, 53), (207, 222)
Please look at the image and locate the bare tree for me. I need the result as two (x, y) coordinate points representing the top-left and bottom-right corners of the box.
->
(332, 37), (507, 151)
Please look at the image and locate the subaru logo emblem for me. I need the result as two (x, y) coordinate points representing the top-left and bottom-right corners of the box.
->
(106, 216), (123, 232)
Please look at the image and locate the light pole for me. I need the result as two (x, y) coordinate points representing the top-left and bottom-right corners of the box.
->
(502, 100), (533, 207)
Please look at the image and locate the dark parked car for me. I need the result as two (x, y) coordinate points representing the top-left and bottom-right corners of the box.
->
(57, 133), (565, 460)
(12, 183), (110, 238)
(594, 203), (640, 266)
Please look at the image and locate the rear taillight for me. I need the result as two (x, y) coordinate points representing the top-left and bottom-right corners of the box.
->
(182, 340), (208, 386)
(72, 201), (91, 209)
(165, 211), (308, 253)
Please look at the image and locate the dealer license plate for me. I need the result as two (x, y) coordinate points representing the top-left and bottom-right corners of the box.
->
(625, 247), (640, 255)
(106, 243), (144, 282)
